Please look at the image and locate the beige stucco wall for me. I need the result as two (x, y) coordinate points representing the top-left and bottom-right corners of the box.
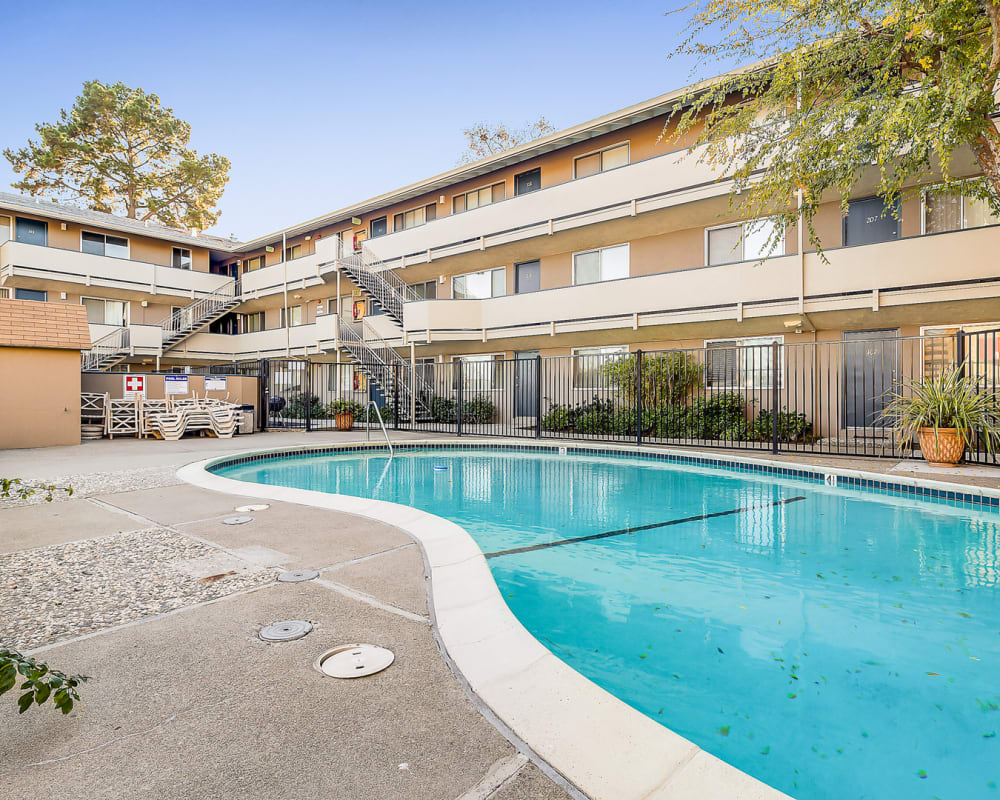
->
(0, 347), (81, 448)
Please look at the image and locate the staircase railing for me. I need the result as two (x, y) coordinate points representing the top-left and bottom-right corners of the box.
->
(160, 279), (240, 341)
(333, 240), (417, 324)
(337, 318), (433, 417)
(82, 326), (130, 371)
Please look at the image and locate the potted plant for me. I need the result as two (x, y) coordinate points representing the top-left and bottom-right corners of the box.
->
(328, 399), (364, 431)
(880, 364), (1000, 466)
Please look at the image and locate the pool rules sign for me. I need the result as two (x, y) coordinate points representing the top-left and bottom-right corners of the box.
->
(123, 375), (145, 399)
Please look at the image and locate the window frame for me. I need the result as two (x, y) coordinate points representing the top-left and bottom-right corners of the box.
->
(704, 334), (785, 389)
(571, 243), (630, 286)
(240, 311), (266, 334)
(0, 214), (10, 245)
(705, 219), (785, 266)
(393, 202), (437, 232)
(241, 255), (265, 273)
(451, 267), (506, 300)
(572, 141), (630, 180)
(279, 304), (305, 327)
(284, 244), (302, 261)
(920, 188), (1000, 235)
(452, 181), (507, 214)
(171, 246), (193, 270)
(13, 288), (47, 302)
(571, 345), (629, 390)
(80, 230), (131, 260)
(452, 352), (506, 392)
(80, 295), (130, 326)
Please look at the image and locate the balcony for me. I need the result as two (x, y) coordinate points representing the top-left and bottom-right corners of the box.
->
(362, 144), (725, 269)
(0, 240), (232, 300)
(168, 313), (339, 361)
(401, 224), (1000, 343)
(239, 250), (329, 298)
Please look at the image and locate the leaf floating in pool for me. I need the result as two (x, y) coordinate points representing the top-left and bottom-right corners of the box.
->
(657, 708), (664, 714)
(927, 672), (941, 677)
(918, 770), (928, 779)
(984, 732), (996, 739)
(760, 746), (771, 755)
(639, 654), (648, 659)
(716, 725), (730, 736)
(717, 647), (725, 654)
(787, 693), (797, 699)
(816, 573), (825, 579)
(958, 612), (973, 618)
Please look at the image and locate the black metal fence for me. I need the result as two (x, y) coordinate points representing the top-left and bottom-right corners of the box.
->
(262, 330), (1000, 464)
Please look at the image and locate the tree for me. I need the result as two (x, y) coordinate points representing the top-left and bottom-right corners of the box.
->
(458, 117), (556, 164)
(5, 80), (230, 230)
(665, 0), (1000, 256)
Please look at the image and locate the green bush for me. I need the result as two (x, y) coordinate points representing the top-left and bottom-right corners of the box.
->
(541, 403), (572, 431)
(751, 408), (813, 442)
(282, 392), (328, 419)
(462, 397), (496, 424)
(327, 399), (365, 418)
(430, 396), (458, 423)
(600, 351), (703, 405)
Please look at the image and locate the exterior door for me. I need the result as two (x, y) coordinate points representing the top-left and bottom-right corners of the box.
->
(15, 217), (47, 246)
(844, 197), (900, 246)
(514, 168), (541, 196)
(514, 350), (539, 417)
(514, 260), (540, 293)
(369, 217), (387, 239)
(843, 329), (899, 428)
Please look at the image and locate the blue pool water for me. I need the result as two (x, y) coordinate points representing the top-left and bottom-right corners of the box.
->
(215, 447), (1000, 799)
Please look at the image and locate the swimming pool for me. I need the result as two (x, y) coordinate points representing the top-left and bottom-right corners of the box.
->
(211, 444), (1000, 800)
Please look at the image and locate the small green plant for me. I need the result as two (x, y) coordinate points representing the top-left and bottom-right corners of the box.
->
(601, 351), (703, 405)
(880, 364), (1000, 453)
(430, 396), (458, 423)
(282, 392), (328, 419)
(541, 403), (572, 431)
(1, 478), (73, 502)
(0, 649), (87, 715)
(462, 397), (496, 424)
(327, 399), (365, 417)
(752, 408), (813, 442)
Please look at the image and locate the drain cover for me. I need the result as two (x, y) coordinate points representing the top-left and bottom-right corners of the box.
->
(315, 644), (394, 678)
(259, 619), (313, 643)
(235, 504), (270, 512)
(223, 516), (253, 526)
(276, 569), (319, 583)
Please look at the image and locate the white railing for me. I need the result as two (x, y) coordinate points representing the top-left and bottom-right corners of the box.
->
(160, 279), (240, 341)
(82, 326), (130, 371)
(333, 239), (417, 323)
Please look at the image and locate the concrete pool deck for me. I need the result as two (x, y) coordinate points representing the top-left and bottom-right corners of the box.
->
(3, 431), (999, 799)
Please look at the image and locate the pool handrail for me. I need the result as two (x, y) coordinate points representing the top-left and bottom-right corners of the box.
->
(366, 401), (393, 459)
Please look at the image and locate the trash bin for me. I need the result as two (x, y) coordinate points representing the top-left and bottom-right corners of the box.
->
(237, 404), (255, 434)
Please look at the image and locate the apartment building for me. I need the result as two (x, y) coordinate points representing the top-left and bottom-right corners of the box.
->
(2, 78), (999, 428)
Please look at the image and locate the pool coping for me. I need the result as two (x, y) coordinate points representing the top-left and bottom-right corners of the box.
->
(177, 439), (1000, 800)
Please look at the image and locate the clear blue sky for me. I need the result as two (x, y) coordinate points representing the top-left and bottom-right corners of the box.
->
(1, 0), (708, 240)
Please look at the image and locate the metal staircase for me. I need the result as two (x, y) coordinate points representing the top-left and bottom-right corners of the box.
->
(82, 326), (131, 372)
(82, 280), (241, 372)
(159, 279), (241, 350)
(332, 241), (417, 326)
(337, 318), (433, 420)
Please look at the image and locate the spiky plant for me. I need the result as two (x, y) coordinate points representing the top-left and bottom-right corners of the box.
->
(880, 364), (1000, 454)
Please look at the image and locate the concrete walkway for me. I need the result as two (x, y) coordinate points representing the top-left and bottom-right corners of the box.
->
(0, 432), (572, 800)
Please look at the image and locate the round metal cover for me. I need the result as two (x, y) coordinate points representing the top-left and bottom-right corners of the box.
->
(223, 515), (253, 525)
(316, 644), (394, 678)
(259, 619), (313, 643)
(235, 504), (270, 512)
(276, 569), (319, 583)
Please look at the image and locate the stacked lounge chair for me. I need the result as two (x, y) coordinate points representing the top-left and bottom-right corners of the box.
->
(144, 396), (240, 441)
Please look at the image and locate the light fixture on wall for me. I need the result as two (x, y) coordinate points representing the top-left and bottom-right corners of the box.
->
(783, 318), (802, 328)
(59, 292), (67, 300)
(439, 195), (445, 204)
(140, 300), (148, 307)
(60, 223), (67, 231)
(305, 235), (312, 241)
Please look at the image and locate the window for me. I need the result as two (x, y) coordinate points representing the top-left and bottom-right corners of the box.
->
(280, 305), (304, 327)
(284, 244), (302, 260)
(574, 143), (629, 179)
(411, 280), (437, 300)
(924, 190), (1000, 234)
(172, 247), (193, 269)
(452, 268), (505, 299)
(0, 215), (12, 244)
(573, 346), (628, 388)
(707, 219), (784, 266)
(240, 312), (265, 333)
(81, 231), (129, 259)
(242, 255), (265, 273)
(514, 168), (541, 196)
(706, 335), (783, 388)
(370, 217), (388, 238)
(572, 244), (629, 285)
(922, 322), (1000, 380)
(393, 203), (436, 231)
(15, 217), (47, 246)
(328, 363), (354, 393)
(453, 182), (506, 214)
(14, 288), (47, 302)
(453, 354), (504, 391)
(82, 297), (128, 326)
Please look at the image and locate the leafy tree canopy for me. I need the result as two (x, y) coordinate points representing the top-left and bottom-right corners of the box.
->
(666, 0), (1000, 254)
(5, 80), (230, 230)
(459, 117), (556, 164)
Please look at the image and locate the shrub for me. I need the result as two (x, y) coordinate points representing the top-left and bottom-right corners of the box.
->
(327, 399), (365, 418)
(462, 397), (496, 424)
(282, 392), (328, 419)
(751, 408), (813, 442)
(541, 403), (572, 431)
(430, 396), (458, 423)
(601, 351), (703, 406)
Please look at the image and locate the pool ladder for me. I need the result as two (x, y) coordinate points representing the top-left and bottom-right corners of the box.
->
(366, 401), (393, 459)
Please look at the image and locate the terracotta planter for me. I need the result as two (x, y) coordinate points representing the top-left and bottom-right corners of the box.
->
(334, 412), (355, 432)
(917, 427), (965, 466)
